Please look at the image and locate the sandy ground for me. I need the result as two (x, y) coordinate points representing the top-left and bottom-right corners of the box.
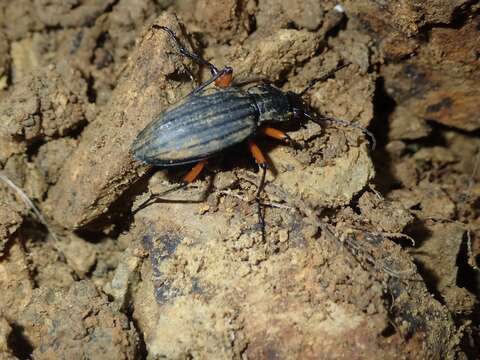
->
(0, 0), (479, 358)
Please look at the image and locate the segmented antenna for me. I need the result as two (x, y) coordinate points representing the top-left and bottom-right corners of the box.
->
(296, 62), (377, 150)
(307, 113), (377, 150)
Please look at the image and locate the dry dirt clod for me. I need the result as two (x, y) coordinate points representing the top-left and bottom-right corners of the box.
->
(358, 191), (413, 233)
(0, 200), (23, 256)
(57, 233), (97, 278)
(104, 244), (143, 310)
(411, 221), (477, 314)
(194, 0), (255, 43)
(0, 317), (16, 360)
(0, 31), (10, 90)
(0, 242), (34, 323)
(269, 143), (375, 208)
(223, 28), (321, 82)
(34, 138), (78, 185)
(0, 62), (93, 144)
(15, 280), (140, 359)
(255, 0), (325, 33)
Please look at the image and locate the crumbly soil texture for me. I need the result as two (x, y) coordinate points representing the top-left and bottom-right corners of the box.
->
(0, 1), (479, 359)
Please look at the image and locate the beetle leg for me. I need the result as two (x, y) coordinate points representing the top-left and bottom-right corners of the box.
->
(260, 127), (303, 149)
(153, 25), (234, 94)
(191, 67), (233, 95)
(261, 127), (288, 141)
(182, 159), (208, 184)
(132, 161), (207, 214)
(214, 68), (233, 88)
(248, 140), (268, 228)
(154, 25), (218, 74)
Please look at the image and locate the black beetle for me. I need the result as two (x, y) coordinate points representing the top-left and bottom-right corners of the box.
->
(132, 26), (310, 195)
(132, 25), (374, 221)
(132, 84), (302, 167)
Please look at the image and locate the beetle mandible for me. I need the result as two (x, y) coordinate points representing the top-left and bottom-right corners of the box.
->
(132, 25), (374, 219)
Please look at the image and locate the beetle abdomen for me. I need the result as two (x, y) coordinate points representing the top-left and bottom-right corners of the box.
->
(132, 88), (257, 166)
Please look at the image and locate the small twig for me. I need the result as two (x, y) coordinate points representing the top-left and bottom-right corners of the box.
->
(0, 172), (58, 242)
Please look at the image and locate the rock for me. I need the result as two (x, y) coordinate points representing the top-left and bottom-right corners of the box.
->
(271, 144), (375, 208)
(104, 245), (142, 310)
(58, 234), (97, 278)
(131, 198), (459, 358)
(0, 196), (23, 256)
(412, 222), (476, 314)
(358, 192), (413, 233)
(0, 242), (34, 321)
(0, 317), (16, 359)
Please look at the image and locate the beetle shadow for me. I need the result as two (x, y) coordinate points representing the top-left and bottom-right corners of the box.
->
(132, 169), (215, 215)
(131, 131), (301, 219)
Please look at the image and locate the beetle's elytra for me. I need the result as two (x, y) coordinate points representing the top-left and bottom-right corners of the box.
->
(132, 84), (295, 166)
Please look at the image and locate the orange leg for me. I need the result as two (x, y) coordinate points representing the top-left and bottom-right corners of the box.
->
(133, 160), (207, 213)
(248, 140), (267, 166)
(182, 159), (208, 183)
(261, 127), (288, 141)
(191, 67), (234, 95)
(260, 126), (301, 148)
(248, 140), (268, 230)
(214, 70), (233, 88)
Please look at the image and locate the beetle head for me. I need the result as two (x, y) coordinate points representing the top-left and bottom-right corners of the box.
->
(286, 91), (312, 122)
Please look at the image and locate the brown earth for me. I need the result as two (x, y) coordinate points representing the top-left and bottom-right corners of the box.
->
(0, 0), (479, 359)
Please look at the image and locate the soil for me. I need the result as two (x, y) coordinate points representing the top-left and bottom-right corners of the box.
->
(0, 0), (479, 359)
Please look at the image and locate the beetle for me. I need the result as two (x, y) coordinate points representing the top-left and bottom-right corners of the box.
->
(132, 25), (374, 221)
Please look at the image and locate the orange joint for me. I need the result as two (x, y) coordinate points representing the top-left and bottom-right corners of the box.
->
(261, 127), (288, 141)
(182, 159), (207, 183)
(215, 71), (233, 88)
(248, 140), (267, 165)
